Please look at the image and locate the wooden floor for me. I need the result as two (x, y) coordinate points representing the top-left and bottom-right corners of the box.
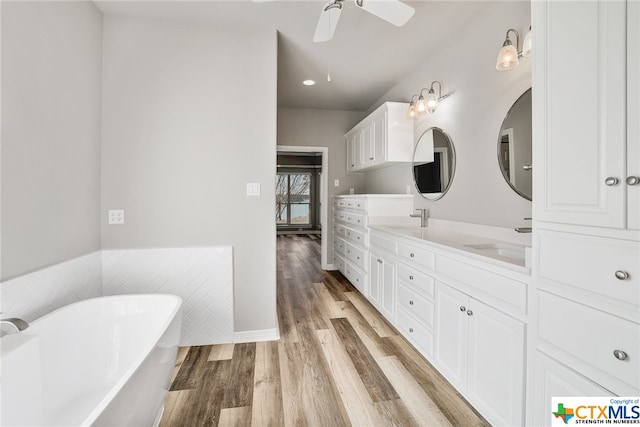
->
(160, 234), (488, 427)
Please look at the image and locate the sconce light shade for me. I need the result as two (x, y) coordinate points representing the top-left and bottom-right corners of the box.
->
(416, 95), (427, 114)
(496, 29), (520, 71)
(522, 26), (532, 57)
(407, 99), (417, 119)
(407, 82), (445, 118)
(426, 88), (438, 114)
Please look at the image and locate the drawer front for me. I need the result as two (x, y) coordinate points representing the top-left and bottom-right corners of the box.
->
(397, 262), (435, 298)
(396, 307), (434, 358)
(345, 227), (366, 246)
(370, 232), (397, 254)
(398, 243), (435, 270)
(538, 291), (640, 390)
(353, 199), (368, 211)
(334, 237), (346, 255)
(438, 256), (527, 314)
(335, 210), (347, 223)
(346, 212), (367, 228)
(397, 282), (434, 327)
(334, 254), (346, 275)
(345, 243), (366, 271)
(538, 230), (639, 306)
(335, 199), (347, 209)
(334, 224), (346, 238)
(345, 263), (366, 293)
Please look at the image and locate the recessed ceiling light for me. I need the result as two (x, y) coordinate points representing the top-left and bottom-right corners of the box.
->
(303, 80), (316, 86)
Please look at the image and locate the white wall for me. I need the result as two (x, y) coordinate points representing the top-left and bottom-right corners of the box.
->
(365, 1), (532, 229)
(101, 16), (278, 334)
(277, 108), (366, 264)
(1, 1), (103, 280)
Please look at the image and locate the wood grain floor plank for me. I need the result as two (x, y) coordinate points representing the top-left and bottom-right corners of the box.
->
(251, 341), (284, 427)
(170, 345), (213, 391)
(159, 390), (194, 427)
(219, 406), (252, 427)
(345, 291), (398, 338)
(374, 399), (419, 427)
(223, 343), (257, 409)
(170, 346), (189, 383)
(208, 343), (235, 361)
(377, 355), (452, 426)
(330, 317), (400, 402)
(339, 305), (399, 360)
(313, 282), (346, 319)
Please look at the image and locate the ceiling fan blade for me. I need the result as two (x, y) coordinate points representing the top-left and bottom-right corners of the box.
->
(313, 3), (342, 43)
(355, 0), (415, 27)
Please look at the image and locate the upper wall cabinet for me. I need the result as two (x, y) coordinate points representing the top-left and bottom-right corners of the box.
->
(533, 0), (639, 230)
(346, 102), (414, 172)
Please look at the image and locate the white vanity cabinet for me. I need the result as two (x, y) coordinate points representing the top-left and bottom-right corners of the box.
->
(533, 0), (639, 230)
(333, 195), (413, 295)
(368, 226), (529, 427)
(345, 102), (413, 172)
(368, 248), (396, 319)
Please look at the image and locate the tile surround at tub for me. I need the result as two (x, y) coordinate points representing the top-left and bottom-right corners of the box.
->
(0, 252), (102, 322)
(102, 247), (234, 346)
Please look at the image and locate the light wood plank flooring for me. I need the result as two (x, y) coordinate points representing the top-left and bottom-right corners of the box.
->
(160, 234), (488, 426)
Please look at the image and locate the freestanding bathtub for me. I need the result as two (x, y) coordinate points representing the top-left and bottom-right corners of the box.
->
(0, 294), (182, 426)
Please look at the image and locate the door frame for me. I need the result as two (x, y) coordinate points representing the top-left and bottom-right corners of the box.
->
(277, 145), (329, 269)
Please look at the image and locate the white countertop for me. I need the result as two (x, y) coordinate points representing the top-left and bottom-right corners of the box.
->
(370, 224), (532, 275)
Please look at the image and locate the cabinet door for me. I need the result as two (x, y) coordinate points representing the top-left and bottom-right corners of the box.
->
(368, 251), (381, 308)
(362, 125), (374, 167)
(533, 0), (626, 228)
(628, 0), (640, 230)
(434, 283), (468, 391)
(466, 299), (525, 427)
(371, 113), (385, 166)
(346, 134), (357, 172)
(357, 128), (367, 169)
(379, 257), (396, 321)
(528, 351), (613, 427)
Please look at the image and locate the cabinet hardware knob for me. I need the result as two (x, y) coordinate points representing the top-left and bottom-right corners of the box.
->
(467, 310), (473, 316)
(459, 306), (466, 312)
(615, 270), (630, 280)
(409, 275), (414, 280)
(613, 349), (628, 361)
(409, 328), (414, 333)
(627, 176), (640, 186)
(605, 177), (619, 186)
(370, 157), (374, 160)
(377, 259), (383, 264)
(410, 253), (415, 258)
(409, 300), (414, 305)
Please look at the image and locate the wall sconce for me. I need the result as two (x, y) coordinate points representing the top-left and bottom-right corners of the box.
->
(496, 26), (532, 71)
(408, 81), (447, 118)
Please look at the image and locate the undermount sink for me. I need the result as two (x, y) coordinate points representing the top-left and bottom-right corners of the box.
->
(464, 243), (526, 261)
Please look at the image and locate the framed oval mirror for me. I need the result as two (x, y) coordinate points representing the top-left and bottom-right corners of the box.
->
(412, 127), (456, 200)
(498, 88), (532, 200)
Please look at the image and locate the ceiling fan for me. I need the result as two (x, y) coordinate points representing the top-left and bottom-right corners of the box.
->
(312, 0), (415, 42)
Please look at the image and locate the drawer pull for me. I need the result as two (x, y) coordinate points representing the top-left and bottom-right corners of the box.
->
(459, 306), (466, 312)
(467, 310), (474, 316)
(410, 253), (415, 258)
(357, 256), (360, 260)
(626, 176), (640, 186)
(409, 275), (414, 280)
(370, 157), (374, 160)
(605, 177), (619, 186)
(377, 259), (383, 264)
(409, 328), (414, 333)
(615, 270), (630, 280)
(613, 349), (628, 361)
(409, 300), (414, 305)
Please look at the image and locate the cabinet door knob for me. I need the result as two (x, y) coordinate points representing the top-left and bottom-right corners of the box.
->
(369, 157), (374, 160)
(459, 306), (466, 312)
(613, 349), (628, 361)
(409, 328), (414, 333)
(466, 310), (473, 316)
(409, 275), (414, 280)
(409, 300), (414, 305)
(605, 177), (619, 186)
(410, 253), (415, 258)
(627, 176), (640, 186)
(615, 270), (630, 280)
(377, 259), (383, 264)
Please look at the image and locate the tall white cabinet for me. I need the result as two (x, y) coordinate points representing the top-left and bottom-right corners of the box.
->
(529, 1), (640, 424)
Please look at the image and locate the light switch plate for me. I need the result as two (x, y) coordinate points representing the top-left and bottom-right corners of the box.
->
(108, 210), (124, 225)
(246, 183), (261, 196)
(334, 179), (340, 187)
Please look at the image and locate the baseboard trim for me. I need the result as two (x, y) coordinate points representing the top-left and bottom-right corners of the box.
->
(234, 326), (281, 343)
(325, 263), (338, 271)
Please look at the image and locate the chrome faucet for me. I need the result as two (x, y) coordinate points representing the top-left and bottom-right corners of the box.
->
(515, 217), (532, 233)
(0, 317), (30, 334)
(410, 208), (428, 228)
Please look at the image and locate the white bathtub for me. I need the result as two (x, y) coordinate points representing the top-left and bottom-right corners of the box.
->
(0, 294), (182, 427)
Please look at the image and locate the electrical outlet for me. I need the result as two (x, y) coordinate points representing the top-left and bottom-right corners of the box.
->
(108, 210), (124, 225)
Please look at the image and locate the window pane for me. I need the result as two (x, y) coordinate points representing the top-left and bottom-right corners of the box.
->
(290, 204), (310, 224)
(289, 174), (311, 204)
(276, 204), (288, 224)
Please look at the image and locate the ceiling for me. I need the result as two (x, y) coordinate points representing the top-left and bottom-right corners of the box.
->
(95, 1), (489, 111)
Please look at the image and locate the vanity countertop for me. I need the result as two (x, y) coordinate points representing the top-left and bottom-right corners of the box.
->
(370, 224), (532, 276)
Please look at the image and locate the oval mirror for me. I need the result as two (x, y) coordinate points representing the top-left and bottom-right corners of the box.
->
(412, 127), (456, 200)
(498, 88), (532, 200)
